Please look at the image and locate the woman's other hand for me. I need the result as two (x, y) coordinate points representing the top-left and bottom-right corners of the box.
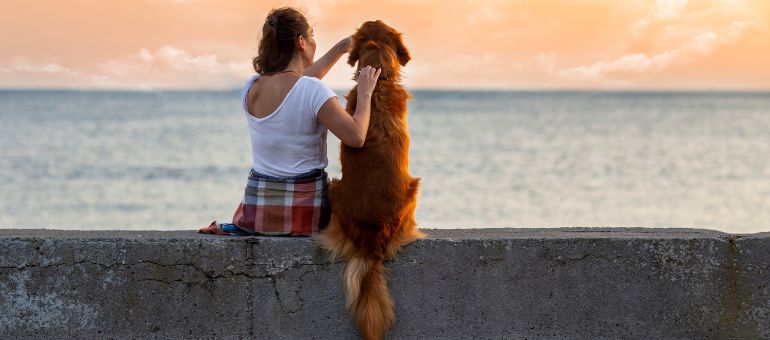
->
(356, 65), (382, 96)
(304, 36), (352, 79)
(317, 65), (380, 148)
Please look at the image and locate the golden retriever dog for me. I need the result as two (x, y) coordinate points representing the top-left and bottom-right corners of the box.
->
(314, 20), (427, 340)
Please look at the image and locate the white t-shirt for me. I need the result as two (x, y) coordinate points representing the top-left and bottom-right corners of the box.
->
(240, 74), (338, 178)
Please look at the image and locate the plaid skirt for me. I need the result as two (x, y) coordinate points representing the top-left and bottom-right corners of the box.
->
(230, 168), (331, 236)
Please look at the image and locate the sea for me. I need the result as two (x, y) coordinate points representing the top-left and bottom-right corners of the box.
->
(1, 89), (769, 233)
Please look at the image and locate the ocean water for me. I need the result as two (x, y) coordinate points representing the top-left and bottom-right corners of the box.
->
(1, 89), (769, 233)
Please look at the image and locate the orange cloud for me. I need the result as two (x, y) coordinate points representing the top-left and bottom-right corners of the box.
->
(1, 0), (768, 89)
(95, 45), (251, 89)
(560, 21), (761, 83)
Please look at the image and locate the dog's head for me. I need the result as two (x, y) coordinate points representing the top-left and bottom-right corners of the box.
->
(348, 20), (410, 83)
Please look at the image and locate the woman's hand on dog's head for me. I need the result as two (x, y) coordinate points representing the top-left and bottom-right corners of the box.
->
(337, 36), (353, 53)
(356, 65), (382, 96)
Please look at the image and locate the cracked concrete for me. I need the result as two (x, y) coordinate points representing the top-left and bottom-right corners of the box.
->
(1, 227), (769, 339)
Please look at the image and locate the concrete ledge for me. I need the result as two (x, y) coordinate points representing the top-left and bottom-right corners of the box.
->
(1, 228), (768, 339)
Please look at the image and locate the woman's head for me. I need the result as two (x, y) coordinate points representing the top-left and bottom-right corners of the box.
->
(252, 7), (315, 75)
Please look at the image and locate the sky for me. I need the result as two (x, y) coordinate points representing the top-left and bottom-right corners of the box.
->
(1, 0), (769, 90)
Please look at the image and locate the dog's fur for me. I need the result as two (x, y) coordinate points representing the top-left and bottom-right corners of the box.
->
(313, 20), (426, 340)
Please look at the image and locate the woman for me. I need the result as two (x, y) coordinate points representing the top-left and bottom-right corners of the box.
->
(199, 7), (380, 236)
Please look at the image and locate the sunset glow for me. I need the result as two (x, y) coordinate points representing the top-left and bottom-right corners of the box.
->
(2, 0), (769, 90)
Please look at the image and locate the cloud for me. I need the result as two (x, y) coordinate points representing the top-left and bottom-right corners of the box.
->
(1, 45), (251, 89)
(552, 0), (766, 87)
(559, 20), (757, 82)
(631, 0), (688, 32)
(291, 0), (353, 20)
(466, 1), (501, 25)
(724, 20), (759, 39)
(403, 52), (532, 88)
(135, 45), (246, 75)
(3, 0), (767, 90)
(96, 45), (251, 88)
(558, 32), (716, 80)
(0, 57), (111, 89)
(654, 0), (689, 20)
(7, 57), (79, 76)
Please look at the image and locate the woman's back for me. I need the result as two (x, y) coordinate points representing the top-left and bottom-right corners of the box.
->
(240, 74), (337, 178)
(246, 73), (301, 119)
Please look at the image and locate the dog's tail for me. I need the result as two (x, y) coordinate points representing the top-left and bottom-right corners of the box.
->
(345, 255), (394, 340)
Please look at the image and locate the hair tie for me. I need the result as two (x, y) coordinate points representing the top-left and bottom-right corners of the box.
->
(267, 14), (277, 27)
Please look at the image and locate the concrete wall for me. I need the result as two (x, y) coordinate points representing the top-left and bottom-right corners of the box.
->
(0, 227), (768, 339)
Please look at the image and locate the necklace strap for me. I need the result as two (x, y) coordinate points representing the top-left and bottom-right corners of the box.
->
(274, 69), (302, 77)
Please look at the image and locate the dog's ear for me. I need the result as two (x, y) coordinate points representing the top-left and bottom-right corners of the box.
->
(394, 33), (411, 66)
(347, 35), (361, 67)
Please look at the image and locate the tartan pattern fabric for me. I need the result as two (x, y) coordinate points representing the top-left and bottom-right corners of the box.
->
(232, 169), (330, 236)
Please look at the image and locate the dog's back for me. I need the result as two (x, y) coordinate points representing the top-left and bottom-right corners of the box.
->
(330, 84), (419, 259)
(315, 20), (426, 340)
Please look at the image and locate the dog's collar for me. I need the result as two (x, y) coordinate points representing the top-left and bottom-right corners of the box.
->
(354, 74), (396, 83)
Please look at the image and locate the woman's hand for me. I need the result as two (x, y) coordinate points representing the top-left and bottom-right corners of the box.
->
(303, 36), (352, 79)
(356, 65), (382, 96)
(318, 65), (381, 148)
(337, 36), (352, 53)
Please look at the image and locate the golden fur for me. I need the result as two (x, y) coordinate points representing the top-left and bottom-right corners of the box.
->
(313, 20), (426, 340)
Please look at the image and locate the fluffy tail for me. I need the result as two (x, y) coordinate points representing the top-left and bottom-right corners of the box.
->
(314, 212), (420, 340)
(345, 255), (394, 340)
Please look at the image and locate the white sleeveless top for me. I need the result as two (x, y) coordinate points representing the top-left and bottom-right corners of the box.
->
(241, 74), (338, 178)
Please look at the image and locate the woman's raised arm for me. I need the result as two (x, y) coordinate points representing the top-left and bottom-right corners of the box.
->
(303, 37), (351, 80)
(317, 66), (381, 148)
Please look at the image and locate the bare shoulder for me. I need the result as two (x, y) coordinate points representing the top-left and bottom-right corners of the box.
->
(248, 75), (264, 94)
(247, 75), (270, 103)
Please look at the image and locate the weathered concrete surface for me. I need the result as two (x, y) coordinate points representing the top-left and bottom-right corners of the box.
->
(0, 227), (768, 339)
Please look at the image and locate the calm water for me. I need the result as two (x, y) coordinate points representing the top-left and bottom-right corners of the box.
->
(1, 89), (769, 233)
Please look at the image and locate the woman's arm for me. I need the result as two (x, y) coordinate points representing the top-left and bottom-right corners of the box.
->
(317, 66), (381, 148)
(304, 37), (351, 80)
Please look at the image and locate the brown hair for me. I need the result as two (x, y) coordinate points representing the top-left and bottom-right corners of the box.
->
(252, 7), (310, 75)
